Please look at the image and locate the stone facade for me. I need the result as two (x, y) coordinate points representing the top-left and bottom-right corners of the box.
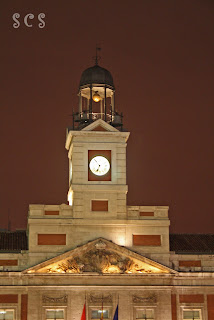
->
(1, 74), (214, 320)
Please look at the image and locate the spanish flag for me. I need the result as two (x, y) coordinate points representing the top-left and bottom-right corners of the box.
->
(113, 305), (118, 320)
(81, 304), (86, 320)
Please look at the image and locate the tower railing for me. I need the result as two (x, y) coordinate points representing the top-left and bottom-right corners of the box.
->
(72, 110), (123, 131)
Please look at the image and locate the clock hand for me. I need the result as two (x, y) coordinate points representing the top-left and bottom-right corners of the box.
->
(96, 164), (101, 171)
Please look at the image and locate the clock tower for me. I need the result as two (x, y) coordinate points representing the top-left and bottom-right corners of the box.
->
(65, 62), (129, 220)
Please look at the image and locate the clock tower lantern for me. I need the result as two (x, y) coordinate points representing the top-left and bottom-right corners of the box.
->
(65, 62), (129, 220)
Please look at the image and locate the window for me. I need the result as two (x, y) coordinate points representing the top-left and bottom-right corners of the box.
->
(136, 309), (154, 320)
(46, 310), (64, 320)
(183, 310), (201, 320)
(0, 310), (14, 320)
(91, 309), (109, 319)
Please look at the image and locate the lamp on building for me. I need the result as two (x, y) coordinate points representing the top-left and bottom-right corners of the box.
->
(92, 91), (101, 102)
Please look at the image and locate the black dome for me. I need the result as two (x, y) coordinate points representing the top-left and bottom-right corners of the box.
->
(79, 65), (114, 88)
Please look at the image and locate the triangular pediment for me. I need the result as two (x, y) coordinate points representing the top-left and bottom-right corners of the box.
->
(23, 238), (176, 274)
(81, 119), (119, 132)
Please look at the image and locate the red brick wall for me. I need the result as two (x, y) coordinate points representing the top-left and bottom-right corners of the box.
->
(179, 294), (204, 303)
(133, 235), (161, 246)
(207, 295), (214, 320)
(0, 260), (18, 266)
(171, 294), (177, 320)
(44, 211), (59, 215)
(21, 294), (28, 320)
(179, 260), (201, 267)
(92, 200), (108, 211)
(0, 294), (18, 303)
(139, 212), (154, 216)
(38, 234), (66, 245)
(92, 125), (107, 131)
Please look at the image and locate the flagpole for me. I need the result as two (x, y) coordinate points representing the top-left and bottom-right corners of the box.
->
(85, 292), (87, 320)
(101, 294), (103, 320)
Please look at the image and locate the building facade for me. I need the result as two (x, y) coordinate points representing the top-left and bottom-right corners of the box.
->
(0, 63), (214, 320)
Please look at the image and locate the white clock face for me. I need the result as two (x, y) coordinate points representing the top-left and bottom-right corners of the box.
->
(89, 156), (110, 176)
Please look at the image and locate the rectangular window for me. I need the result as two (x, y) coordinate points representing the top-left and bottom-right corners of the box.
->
(183, 310), (201, 319)
(46, 309), (64, 320)
(0, 309), (14, 320)
(136, 309), (154, 320)
(91, 309), (109, 319)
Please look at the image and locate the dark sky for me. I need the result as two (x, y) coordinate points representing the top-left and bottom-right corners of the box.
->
(0, 0), (214, 233)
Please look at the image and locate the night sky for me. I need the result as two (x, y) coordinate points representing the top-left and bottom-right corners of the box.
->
(0, 0), (214, 233)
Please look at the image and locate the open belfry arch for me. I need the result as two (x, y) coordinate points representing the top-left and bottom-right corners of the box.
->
(0, 57), (214, 320)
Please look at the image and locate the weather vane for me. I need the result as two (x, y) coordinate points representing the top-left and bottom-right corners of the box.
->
(93, 45), (101, 65)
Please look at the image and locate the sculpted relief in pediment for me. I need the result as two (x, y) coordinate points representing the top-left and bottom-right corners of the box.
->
(44, 248), (155, 274)
(25, 239), (172, 275)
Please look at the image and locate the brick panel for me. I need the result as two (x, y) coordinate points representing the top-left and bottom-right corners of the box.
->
(133, 235), (161, 246)
(92, 125), (107, 131)
(207, 295), (214, 320)
(44, 211), (59, 215)
(21, 294), (28, 320)
(92, 200), (108, 212)
(0, 294), (18, 303)
(38, 234), (66, 245)
(140, 212), (154, 216)
(171, 294), (177, 320)
(179, 260), (201, 267)
(0, 260), (18, 266)
(179, 294), (204, 303)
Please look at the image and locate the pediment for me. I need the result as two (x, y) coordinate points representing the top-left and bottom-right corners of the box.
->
(81, 119), (119, 132)
(23, 238), (176, 274)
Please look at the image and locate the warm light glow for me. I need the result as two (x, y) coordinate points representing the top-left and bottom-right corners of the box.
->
(92, 92), (101, 102)
(105, 265), (121, 273)
(68, 191), (73, 206)
(117, 234), (126, 246)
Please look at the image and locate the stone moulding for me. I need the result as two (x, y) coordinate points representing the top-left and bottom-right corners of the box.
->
(133, 294), (157, 303)
(89, 294), (112, 303)
(42, 295), (68, 303)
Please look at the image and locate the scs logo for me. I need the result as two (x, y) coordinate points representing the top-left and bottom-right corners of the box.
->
(12, 13), (46, 29)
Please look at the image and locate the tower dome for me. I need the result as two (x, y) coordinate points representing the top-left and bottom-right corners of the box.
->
(79, 65), (115, 89)
(72, 59), (123, 131)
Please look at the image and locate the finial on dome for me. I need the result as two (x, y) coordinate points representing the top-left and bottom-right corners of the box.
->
(94, 46), (101, 65)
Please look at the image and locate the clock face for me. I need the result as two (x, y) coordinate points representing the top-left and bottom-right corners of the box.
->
(89, 156), (110, 176)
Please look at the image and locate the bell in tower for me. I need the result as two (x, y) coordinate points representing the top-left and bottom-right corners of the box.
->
(72, 50), (123, 130)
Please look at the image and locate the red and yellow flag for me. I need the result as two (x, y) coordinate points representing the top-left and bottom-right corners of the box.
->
(81, 304), (86, 320)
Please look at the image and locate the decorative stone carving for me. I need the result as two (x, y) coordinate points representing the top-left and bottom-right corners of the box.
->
(42, 248), (162, 274)
(133, 294), (157, 303)
(95, 240), (107, 250)
(42, 295), (68, 303)
(29, 239), (171, 275)
(89, 294), (112, 303)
